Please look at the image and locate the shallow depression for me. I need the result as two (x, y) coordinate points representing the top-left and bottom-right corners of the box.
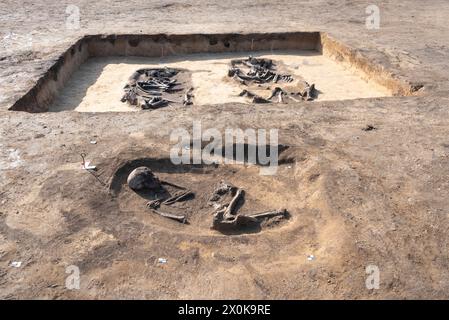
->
(109, 157), (296, 235)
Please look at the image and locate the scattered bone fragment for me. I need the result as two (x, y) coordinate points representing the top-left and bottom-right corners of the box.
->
(302, 83), (317, 101)
(183, 87), (194, 106)
(150, 209), (187, 224)
(223, 188), (244, 220)
(278, 91), (284, 103)
(146, 199), (163, 209)
(248, 209), (287, 219)
(286, 95), (300, 103)
(267, 87), (283, 100)
(209, 181), (237, 202)
(163, 190), (193, 205)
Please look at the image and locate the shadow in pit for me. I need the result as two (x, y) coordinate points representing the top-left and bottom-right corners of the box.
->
(109, 157), (214, 196)
(218, 223), (262, 235)
(214, 210), (292, 236)
(134, 185), (195, 202)
(49, 58), (108, 112)
(187, 139), (292, 165)
(109, 143), (292, 195)
(217, 143), (291, 165)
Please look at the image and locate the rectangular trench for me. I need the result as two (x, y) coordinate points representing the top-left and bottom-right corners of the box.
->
(9, 32), (419, 113)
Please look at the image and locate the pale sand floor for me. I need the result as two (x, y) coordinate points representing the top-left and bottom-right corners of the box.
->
(50, 50), (392, 112)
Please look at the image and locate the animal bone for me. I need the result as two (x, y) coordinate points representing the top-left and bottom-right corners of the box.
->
(161, 180), (188, 190)
(278, 91), (284, 103)
(183, 87), (194, 106)
(267, 87), (283, 100)
(163, 190), (193, 205)
(150, 209), (187, 223)
(209, 181), (289, 232)
(302, 83), (317, 101)
(122, 67), (188, 109)
(248, 209), (287, 219)
(223, 188), (244, 220)
(146, 98), (169, 109)
(287, 95), (300, 103)
(146, 199), (163, 209)
(209, 181), (237, 202)
(233, 73), (247, 85)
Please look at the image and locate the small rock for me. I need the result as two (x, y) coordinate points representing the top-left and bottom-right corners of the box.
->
(10, 261), (22, 268)
(127, 167), (160, 191)
(362, 125), (377, 131)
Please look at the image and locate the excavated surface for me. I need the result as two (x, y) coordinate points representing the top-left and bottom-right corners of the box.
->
(1, 0), (449, 299)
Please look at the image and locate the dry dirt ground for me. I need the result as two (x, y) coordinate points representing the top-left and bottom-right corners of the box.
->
(1, 0), (449, 299)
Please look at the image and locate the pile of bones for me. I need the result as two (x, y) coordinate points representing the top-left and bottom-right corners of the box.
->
(228, 56), (317, 103)
(121, 67), (193, 109)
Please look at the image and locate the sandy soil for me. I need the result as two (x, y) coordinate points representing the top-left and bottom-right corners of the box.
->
(2, 0), (449, 300)
(50, 51), (391, 112)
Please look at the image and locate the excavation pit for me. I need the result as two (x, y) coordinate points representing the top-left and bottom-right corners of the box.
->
(9, 33), (420, 113)
(108, 156), (294, 235)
